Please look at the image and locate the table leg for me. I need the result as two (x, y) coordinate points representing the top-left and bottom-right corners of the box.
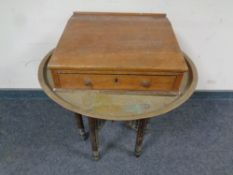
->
(88, 117), (100, 160)
(135, 118), (148, 157)
(74, 113), (88, 140)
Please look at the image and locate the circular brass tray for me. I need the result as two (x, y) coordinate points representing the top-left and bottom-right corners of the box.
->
(38, 50), (198, 121)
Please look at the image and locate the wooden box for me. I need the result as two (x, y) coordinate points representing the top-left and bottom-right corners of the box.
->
(48, 12), (188, 94)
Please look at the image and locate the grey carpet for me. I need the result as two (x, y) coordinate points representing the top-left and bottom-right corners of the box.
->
(0, 97), (233, 175)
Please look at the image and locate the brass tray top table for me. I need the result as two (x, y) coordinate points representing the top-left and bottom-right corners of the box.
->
(38, 49), (197, 160)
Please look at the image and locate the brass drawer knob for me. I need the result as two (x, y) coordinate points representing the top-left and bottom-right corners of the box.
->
(84, 79), (92, 86)
(141, 80), (151, 88)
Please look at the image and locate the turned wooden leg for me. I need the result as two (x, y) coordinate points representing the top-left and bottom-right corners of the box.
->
(88, 117), (100, 160)
(74, 113), (88, 140)
(135, 118), (148, 157)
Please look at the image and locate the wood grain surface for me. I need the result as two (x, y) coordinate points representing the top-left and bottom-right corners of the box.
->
(48, 12), (188, 92)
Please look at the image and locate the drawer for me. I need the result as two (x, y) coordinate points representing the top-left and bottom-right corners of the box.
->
(52, 72), (183, 92)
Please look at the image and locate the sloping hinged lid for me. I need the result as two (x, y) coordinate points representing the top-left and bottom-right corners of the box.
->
(48, 12), (188, 73)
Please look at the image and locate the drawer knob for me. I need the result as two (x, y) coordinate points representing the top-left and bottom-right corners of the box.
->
(84, 79), (92, 87)
(114, 77), (118, 83)
(141, 80), (151, 88)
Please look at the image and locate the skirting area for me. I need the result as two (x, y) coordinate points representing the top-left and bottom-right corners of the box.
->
(0, 90), (233, 175)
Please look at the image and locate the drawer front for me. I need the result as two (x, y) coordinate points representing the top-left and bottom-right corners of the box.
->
(53, 73), (181, 92)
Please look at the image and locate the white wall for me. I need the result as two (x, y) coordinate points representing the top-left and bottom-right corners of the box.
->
(0, 0), (233, 90)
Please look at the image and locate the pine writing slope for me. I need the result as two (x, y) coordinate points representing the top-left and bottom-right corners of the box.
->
(48, 12), (188, 94)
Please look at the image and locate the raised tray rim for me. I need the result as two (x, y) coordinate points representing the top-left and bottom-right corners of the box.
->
(38, 49), (198, 120)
